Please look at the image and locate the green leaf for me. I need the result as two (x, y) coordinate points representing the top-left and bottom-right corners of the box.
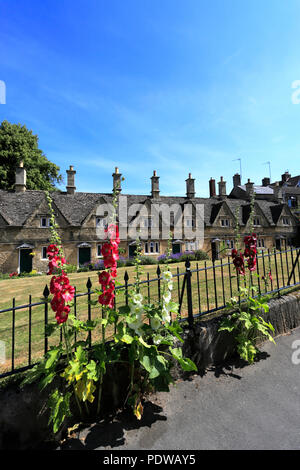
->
(170, 347), (197, 371)
(48, 390), (72, 434)
(121, 334), (134, 344)
(39, 371), (56, 391)
(45, 322), (58, 337)
(138, 336), (151, 348)
(118, 305), (131, 315)
(45, 347), (61, 369)
(75, 345), (87, 364)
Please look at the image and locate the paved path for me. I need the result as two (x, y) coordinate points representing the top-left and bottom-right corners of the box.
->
(62, 327), (300, 451)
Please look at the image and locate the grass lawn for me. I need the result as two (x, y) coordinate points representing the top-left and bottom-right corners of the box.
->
(0, 249), (298, 376)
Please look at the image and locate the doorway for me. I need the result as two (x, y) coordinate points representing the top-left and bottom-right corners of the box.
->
(78, 247), (91, 266)
(19, 249), (33, 273)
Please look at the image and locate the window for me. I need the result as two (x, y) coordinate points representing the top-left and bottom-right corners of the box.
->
(143, 218), (153, 228)
(97, 244), (102, 257)
(185, 241), (198, 251)
(41, 246), (48, 259)
(144, 241), (160, 254)
(96, 217), (106, 228)
(257, 238), (265, 248)
(226, 239), (235, 249)
(185, 218), (195, 228)
(220, 219), (230, 227)
(282, 217), (290, 226)
(40, 217), (52, 227)
(253, 217), (261, 226)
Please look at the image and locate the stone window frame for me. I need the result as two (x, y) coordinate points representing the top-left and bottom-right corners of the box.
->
(40, 216), (52, 228)
(41, 246), (48, 260)
(220, 218), (230, 227)
(97, 243), (103, 258)
(144, 241), (160, 255)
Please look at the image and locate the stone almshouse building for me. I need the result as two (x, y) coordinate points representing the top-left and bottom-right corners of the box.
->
(0, 164), (298, 274)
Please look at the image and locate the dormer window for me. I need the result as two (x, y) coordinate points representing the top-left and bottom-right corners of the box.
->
(253, 217), (261, 226)
(282, 217), (290, 226)
(143, 218), (153, 228)
(40, 217), (52, 227)
(96, 217), (106, 228)
(220, 219), (230, 227)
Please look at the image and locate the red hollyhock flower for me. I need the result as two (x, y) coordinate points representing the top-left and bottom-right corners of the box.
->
(55, 305), (70, 324)
(47, 244), (59, 257)
(98, 290), (115, 308)
(247, 257), (256, 271)
(98, 271), (112, 287)
(51, 293), (64, 312)
(110, 266), (118, 278)
(233, 252), (245, 275)
(104, 255), (117, 269)
(231, 248), (238, 258)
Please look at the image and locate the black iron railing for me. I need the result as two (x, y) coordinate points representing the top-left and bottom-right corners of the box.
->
(0, 247), (299, 379)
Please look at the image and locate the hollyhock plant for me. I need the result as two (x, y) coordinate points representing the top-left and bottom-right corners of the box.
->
(98, 223), (120, 308)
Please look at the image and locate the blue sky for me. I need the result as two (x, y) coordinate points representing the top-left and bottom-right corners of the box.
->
(0, 0), (300, 197)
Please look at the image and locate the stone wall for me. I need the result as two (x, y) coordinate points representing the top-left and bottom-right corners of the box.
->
(180, 290), (300, 372)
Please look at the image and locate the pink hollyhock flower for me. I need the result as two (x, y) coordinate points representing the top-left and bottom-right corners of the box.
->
(105, 224), (120, 243)
(61, 284), (75, 303)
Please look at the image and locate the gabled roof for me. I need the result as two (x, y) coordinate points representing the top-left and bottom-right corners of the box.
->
(0, 190), (45, 226)
(0, 189), (296, 229)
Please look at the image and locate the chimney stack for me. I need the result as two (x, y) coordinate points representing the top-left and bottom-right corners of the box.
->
(245, 178), (254, 199)
(151, 170), (160, 198)
(66, 165), (76, 195)
(281, 171), (291, 183)
(233, 173), (241, 188)
(262, 177), (270, 187)
(186, 173), (195, 199)
(273, 182), (283, 203)
(209, 177), (216, 197)
(218, 176), (226, 199)
(112, 167), (122, 193)
(15, 161), (26, 192)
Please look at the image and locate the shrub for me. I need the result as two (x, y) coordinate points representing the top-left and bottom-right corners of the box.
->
(64, 264), (77, 274)
(194, 249), (209, 261)
(139, 255), (157, 265)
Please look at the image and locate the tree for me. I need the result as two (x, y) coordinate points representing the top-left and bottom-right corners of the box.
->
(0, 120), (63, 191)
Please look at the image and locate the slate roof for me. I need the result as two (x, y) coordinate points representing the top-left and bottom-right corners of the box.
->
(237, 184), (274, 195)
(0, 189), (290, 229)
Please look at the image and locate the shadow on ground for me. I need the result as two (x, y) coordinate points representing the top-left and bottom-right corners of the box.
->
(59, 401), (167, 450)
(196, 350), (270, 380)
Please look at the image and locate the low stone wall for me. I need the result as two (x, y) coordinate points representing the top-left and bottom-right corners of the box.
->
(0, 290), (300, 449)
(180, 290), (300, 372)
